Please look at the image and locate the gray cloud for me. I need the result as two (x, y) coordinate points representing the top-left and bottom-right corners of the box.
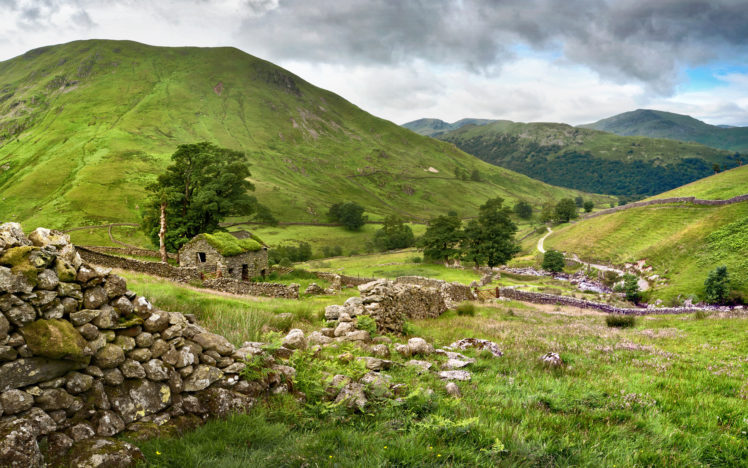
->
(236, 0), (748, 94)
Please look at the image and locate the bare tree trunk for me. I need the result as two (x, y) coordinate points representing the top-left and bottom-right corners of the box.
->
(159, 202), (167, 263)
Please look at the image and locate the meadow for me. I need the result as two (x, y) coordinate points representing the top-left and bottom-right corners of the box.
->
(118, 272), (748, 467)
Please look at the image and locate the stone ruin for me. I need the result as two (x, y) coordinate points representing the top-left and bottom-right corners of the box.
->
(0, 223), (293, 467)
(323, 278), (474, 334)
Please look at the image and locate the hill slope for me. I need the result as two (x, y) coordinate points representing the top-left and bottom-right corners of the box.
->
(581, 109), (748, 152)
(402, 117), (495, 137)
(0, 40), (608, 231)
(436, 120), (739, 197)
(544, 167), (748, 302)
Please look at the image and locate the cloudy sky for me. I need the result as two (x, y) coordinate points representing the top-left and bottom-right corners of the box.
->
(1, 0), (747, 126)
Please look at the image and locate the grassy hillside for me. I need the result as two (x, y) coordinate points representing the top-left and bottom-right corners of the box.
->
(582, 109), (748, 152)
(402, 117), (495, 137)
(0, 40), (608, 236)
(437, 120), (740, 197)
(649, 165), (748, 200)
(545, 201), (748, 302)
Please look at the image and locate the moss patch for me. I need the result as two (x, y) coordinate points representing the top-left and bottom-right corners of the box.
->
(201, 232), (262, 256)
(20, 319), (90, 363)
(54, 258), (77, 282)
(0, 246), (38, 285)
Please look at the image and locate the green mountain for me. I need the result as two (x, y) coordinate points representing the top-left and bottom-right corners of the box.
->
(402, 117), (495, 137)
(581, 109), (748, 152)
(0, 40), (608, 232)
(544, 165), (748, 302)
(435, 120), (740, 197)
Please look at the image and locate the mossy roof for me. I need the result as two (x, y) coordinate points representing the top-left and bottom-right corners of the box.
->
(196, 232), (264, 257)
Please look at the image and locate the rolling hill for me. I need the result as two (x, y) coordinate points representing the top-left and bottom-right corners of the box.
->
(581, 109), (748, 153)
(544, 165), (748, 302)
(0, 40), (610, 233)
(434, 120), (740, 197)
(402, 117), (495, 137)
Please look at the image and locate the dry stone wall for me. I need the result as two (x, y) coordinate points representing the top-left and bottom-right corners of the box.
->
(80, 245), (177, 260)
(0, 224), (294, 467)
(498, 287), (714, 315)
(394, 276), (475, 307)
(584, 194), (748, 220)
(77, 246), (298, 299)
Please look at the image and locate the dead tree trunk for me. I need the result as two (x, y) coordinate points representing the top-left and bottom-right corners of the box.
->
(159, 202), (167, 263)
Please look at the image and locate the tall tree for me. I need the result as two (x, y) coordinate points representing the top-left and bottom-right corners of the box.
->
(141, 142), (273, 252)
(418, 214), (463, 263)
(554, 198), (578, 223)
(327, 202), (368, 230)
(704, 266), (730, 304)
(513, 200), (533, 219)
(461, 197), (520, 267)
(373, 215), (415, 251)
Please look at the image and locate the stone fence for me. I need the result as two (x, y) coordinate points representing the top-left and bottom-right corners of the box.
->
(313, 271), (377, 287)
(0, 224), (294, 466)
(584, 194), (748, 220)
(77, 247), (200, 283)
(77, 247), (299, 299)
(202, 278), (299, 300)
(497, 287), (707, 315)
(80, 245), (177, 260)
(394, 276), (475, 307)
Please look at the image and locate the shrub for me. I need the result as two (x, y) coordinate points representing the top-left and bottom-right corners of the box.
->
(410, 256), (422, 263)
(704, 266), (730, 304)
(278, 257), (292, 267)
(513, 201), (533, 219)
(583, 200), (594, 212)
(455, 302), (476, 316)
(600, 270), (620, 287)
(402, 321), (417, 336)
(542, 249), (565, 273)
(623, 274), (640, 302)
(355, 315), (377, 335)
(605, 314), (636, 328)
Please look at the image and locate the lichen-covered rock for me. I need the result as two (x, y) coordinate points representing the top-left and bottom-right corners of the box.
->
(449, 338), (503, 357)
(195, 387), (254, 418)
(407, 337), (434, 355)
(144, 311), (170, 333)
(104, 274), (128, 298)
(0, 266), (35, 294)
(6, 303), (36, 327)
(66, 372), (94, 394)
(94, 344), (125, 369)
(0, 357), (86, 392)
(0, 418), (43, 468)
(438, 370), (471, 381)
(445, 382), (461, 397)
(35, 388), (75, 411)
(192, 332), (234, 355)
(66, 437), (144, 468)
(405, 360), (432, 373)
(83, 286), (108, 309)
(28, 228), (69, 249)
(93, 410), (126, 437)
(0, 389), (34, 414)
(120, 359), (146, 379)
(54, 258), (77, 283)
(282, 328), (307, 350)
(541, 352), (563, 368)
(307, 331), (333, 346)
(36, 269), (59, 291)
(370, 344), (390, 358)
(334, 382), (367, 411)
(183, 365), (223, 392)
(304, 282), (325, 295)
(21, 319), (90, 362)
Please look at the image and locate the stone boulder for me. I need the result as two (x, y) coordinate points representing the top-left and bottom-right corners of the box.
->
(20, 319), (90, 363)
(64, 437), (144, 468)
(282, 329), (307, 350)
(0, 418), (43, 468)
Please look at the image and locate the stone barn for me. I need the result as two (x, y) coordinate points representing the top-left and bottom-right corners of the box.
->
(179, 231), (268, 280)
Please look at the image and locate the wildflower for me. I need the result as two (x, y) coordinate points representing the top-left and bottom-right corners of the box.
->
(156, 451), (161, 456)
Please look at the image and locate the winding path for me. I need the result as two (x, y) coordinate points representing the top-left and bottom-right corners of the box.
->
(537, 226), (552, 253)
(536, 226), (649, 290)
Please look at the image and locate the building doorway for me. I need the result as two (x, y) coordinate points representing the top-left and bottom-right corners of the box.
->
(242, 264), (249, 281)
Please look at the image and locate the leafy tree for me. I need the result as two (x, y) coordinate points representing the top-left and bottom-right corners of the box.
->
(554, 198), (578, 223)
(704, 266), (730, 304)
(327, 202), (368, 230)
(712, 163), (720, 173)
(574, 196), (584, 208)
(542, 249), (565, 273)
(623, 274), (641, 303)
(583, 200), (594, 213)
(539, 202), (555, 223)
(418, 214), (463, 262)
(513, 201), (533, 219)
(142, 142), (273, 252)
(470, 169), (483, 182)
(373, 215), (415, 251)
(269, 242), (312, 264)
(461, 197), (520, 267)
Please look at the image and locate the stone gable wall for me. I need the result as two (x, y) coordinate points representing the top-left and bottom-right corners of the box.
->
(179, 238), (269, 281)
(0, 223), (292, 467)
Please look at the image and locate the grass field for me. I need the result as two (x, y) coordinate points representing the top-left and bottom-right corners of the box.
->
(120, 273), (748, 467)
(648, 165), (748, 200)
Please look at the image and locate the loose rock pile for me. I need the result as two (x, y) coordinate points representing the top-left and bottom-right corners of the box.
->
(0, 223), (292, 467)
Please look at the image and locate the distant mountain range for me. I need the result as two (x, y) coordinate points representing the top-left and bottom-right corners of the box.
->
(409, 119), (740, 197)
(580, 109), (748, 152)
(402, 118), (495, 137)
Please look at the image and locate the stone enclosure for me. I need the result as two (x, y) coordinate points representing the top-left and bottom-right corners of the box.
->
(0, 224), (293, 467)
